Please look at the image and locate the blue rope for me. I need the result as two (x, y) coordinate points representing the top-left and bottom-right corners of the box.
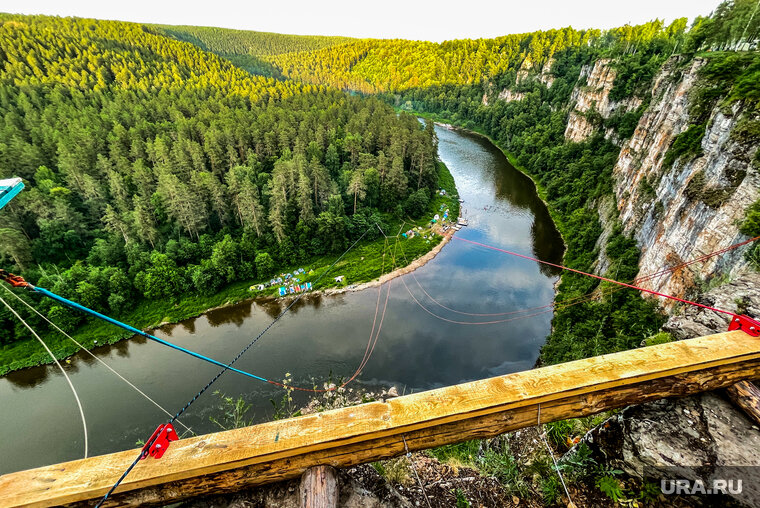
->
(31, 286), (269, 383)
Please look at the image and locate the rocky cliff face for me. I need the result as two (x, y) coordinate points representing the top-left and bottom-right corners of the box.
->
(567, 55), (760, 504)
(481, 57), (553, 106)
(564, 59), (642, 143)
(611, 57), (760, 320)
(576, 392), (760, 507)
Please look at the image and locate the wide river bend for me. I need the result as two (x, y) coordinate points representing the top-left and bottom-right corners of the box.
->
(0, 125), (563, 474)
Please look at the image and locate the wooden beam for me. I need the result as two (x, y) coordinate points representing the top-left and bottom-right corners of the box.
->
(726, 380), (760, 426)
(1, 330), (759, 508)
(300, 466), (338, 508)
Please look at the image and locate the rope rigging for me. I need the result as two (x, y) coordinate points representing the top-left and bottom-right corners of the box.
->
(270, 229), (397, 393)
(400, 234), (760, 325)
(12, 282), (272, 384)
(0, 294), (89, 459)
(94, 225), (374, 506)
(0, 284), (194, 435)
(453, 236), (745, 318)
(2, 198), (757, 506)
(0, 228), (395, 397)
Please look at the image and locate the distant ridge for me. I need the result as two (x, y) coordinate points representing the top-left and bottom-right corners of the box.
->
(152, 24), (352, 77)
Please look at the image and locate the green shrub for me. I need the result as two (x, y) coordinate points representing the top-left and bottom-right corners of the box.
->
(663, 124), (706, 169)
(740, 199), (760, 270)
(740, 199), (760, 237)
(454, 489), (471, 508)
(683, 170), (707, 200)
(541, 475), (561, 504)
(643, 331), (673, 346)
(546, 420), (574, 448)
(596, 474), (625, 502)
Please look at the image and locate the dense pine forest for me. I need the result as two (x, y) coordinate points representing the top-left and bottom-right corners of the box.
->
(165, 0), (760, 365)
(154, 25), (352, 77)
(0, 14), (440, 356)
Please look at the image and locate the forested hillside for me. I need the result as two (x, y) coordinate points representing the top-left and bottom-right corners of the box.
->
(153, 25), (351, 76)
(0, 14), (440, 352)
(270, 29), (600, 93)
(1, 3), (757, 368)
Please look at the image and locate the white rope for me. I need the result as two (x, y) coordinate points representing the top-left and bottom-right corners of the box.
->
(0, 294), (89, 458)
(0, 284), (193, 435)
(537, 404), (575, 507)
(403, 435), (433, 508)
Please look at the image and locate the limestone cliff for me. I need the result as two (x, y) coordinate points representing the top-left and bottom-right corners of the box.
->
(481, 57), (553, 106)
(487, 52), (759, 335)
(565, 55), (760, 505)
(610, 57), (760, 326)
(564, 59), (642, 143)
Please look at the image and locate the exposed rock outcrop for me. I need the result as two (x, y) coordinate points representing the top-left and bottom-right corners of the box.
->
(515, 56), (534, 84)
(482, 57), (553, 106)
(663, 270), (760, 340)
(497, 88), (526, 103)
(535, 57), (555, 88)
(577, 392), (760, 507)
(575, 54), (760, 508)
(564, 59), (642, 143)
(592, 194), (617, 276)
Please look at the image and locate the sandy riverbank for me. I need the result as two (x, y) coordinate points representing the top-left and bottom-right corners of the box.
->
(324, 231), (453, 296)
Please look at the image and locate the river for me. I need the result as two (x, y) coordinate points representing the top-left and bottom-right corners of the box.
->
(0, 125), (563, 474)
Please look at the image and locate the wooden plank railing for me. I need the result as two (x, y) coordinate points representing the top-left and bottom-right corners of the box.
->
(1, 330), (759, 507)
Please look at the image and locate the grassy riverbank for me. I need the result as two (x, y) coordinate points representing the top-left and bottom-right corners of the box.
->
(0, 162), (459, 376)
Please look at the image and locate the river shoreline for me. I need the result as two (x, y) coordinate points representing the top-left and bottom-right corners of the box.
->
(0, 169), (459, 376)
(415, 113), (569, 318)
(324, 232), (451, 296)
(0, 234), (454, 378)
(405, 110), (567, 250)
(157, 232), (452, 324)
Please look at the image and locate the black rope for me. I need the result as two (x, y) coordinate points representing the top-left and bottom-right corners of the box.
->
(96, 226), (372, 506)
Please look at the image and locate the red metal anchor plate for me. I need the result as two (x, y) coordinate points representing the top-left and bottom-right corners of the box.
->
(728, 315), (760, 337)
(140, 423), (178, 460)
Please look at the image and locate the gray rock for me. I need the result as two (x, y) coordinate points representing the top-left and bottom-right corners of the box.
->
(664, 270), (760, 339)
(576, 392), (760, 507)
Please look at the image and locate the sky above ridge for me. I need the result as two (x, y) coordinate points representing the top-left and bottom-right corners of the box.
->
(3, 0), (723, 41)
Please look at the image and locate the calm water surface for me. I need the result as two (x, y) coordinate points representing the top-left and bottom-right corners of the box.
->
(0, 125), (563, 474)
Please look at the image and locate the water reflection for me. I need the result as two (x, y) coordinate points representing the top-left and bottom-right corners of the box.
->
(206, 301), (253, 327)
(4, 363), (51, 389)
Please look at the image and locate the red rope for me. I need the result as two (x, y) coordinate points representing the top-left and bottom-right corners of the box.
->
(269, 233), (760, 391)
(407, 235), (760, 319)
(269, 237), (398, 394)
(454, 237), (739, 317)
